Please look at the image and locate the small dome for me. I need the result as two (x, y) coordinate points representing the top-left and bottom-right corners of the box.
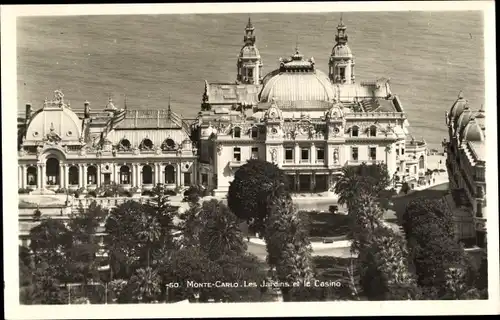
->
(264, 101), (283, 121)
(105, 98), (116, 111)
(448, 92), (469, 122)
(240, 45), (260, 58)
(325, 102), (345, 120)
(455, 107), (472, 135)
(462, 118), (484, 142)
(331, 44), (352, 58)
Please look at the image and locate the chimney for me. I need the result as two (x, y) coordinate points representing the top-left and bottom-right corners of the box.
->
(84, 100), (90, 118)
(25, 104), (32, 123)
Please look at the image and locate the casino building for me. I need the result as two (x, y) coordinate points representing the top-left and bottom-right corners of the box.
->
(193, 18), (428, 196)
(443, 93), (486, 250)
(17, 18), (429, 244)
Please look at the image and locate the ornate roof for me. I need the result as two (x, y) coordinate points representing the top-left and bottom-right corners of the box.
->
(23, 90), (83, 146)
(331, 44), (353, 58)
(462, 117), (484, 142)
(448, 91), (469, 123)
(203, 82), (261, 105)
(259, 49), (335, 103)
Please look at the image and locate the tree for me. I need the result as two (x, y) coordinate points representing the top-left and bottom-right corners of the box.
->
(264, 186), (314, 301)
(66, 201), (107, 285)
(227, 159), (288, 234)
(198, 199), (246, 260)
(358, 227), (420, 300)
(126, 267), (162, 303)
(334, 162), (391, 215)
(29, 219), (73, 284)
(105, 200), (148, 279)
(348, 194), (386, 252)
(402, 198), (454, 239)
(177, 201), (203, 247)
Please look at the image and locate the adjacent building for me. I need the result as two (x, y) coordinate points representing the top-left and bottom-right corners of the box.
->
(443, 92), (486, 249)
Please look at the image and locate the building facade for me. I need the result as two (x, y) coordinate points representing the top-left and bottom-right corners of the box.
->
(17, 91), (198, 193)
(194, 18), (428, 196)
(443, 92), (486, 249)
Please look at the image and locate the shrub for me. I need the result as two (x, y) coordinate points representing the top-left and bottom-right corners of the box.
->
(55, 188), (67, 194)
(18, 188), (33, 194)
(86, 191), (97, 198)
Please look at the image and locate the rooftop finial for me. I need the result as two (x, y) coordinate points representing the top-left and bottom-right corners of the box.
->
(340, 13), (343, 25)
(246, 16), (253, 30)
(124, 94), (128, 110)
(295, 35), (299, 53)
(167, 95), (172, 118)
(458, 90), (464, 99)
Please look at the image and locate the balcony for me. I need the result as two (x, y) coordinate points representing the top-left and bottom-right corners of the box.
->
(345, 160), (383, 166)
(228, 161), (243, 168)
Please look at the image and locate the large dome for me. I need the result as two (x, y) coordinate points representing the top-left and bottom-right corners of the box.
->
(259, 49), (335, 103)
(24, 91), (83, 145)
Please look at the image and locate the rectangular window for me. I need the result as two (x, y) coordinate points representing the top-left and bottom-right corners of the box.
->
(251, 127), (258, 138)
(201, 173), (208, 186)
(351, 147), (359, 161)
(369, 147), (377, 160)
(285, 148), (294, 163)
(301, 148), (310, 162)
(251, 147), (259, 160)
(233, 147), (241, 162)
(401, 148), (405, 155)
(316, 148), (325, 162)
(183, 173), (191, 186)
(396, 149), (400, 156)
(339, 67), (346, 81)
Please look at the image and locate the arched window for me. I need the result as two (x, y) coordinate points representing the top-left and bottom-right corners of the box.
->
(369, 125), (377, 137)
(165, 165), (175, 184)
(233, 127), (241, 138)
(87, 166), (97, 185)
(351, 126), (359, 137)
(46, 158), (60, 186)
(26, 166), (37, 186)
(142, 165), (153, 184)
(419, 155), (425, 169)
(119, 139), (131, 150)
(119, 166), (130, 185)
(68, 166), (79, 185)
(140, 138), (154, 150)
(162, 138), (176, 150)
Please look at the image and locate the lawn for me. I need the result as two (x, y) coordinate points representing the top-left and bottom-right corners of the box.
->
(300, 211), (350, 240)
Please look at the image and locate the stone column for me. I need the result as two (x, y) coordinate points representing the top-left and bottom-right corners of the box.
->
(22, 165), (27, 189)
(137, 164), (142, 188)
(82, 165), (87, 189)
(59, 164), (65, 189)
(37, 165), (42, 189)
(97, 164), (101, 187)
(64, 164), (69, 189)
(41, 164), (46, 189)
(295, 143), (300, 164)
(18, 166), (22, 189)
(177, 163), (181, 187)
(155, 163), (160, 186)
(311, 143), (316, 164)
(131, 164), (137, 187)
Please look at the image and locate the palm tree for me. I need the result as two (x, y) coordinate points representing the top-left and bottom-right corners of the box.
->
(199, 200), (245, 259)
(135, 213), (161, 269)
(129, 267), (161, 303)
(333, 166), (364, 213)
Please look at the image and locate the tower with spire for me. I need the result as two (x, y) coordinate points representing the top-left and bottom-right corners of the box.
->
(237, 17), (263, 85)
(329, 15), (355, 84)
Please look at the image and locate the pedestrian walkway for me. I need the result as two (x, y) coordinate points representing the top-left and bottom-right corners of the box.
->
(248, 237), (351, 250)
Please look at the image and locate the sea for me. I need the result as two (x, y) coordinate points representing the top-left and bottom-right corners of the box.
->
(16, 11), (485, 150)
